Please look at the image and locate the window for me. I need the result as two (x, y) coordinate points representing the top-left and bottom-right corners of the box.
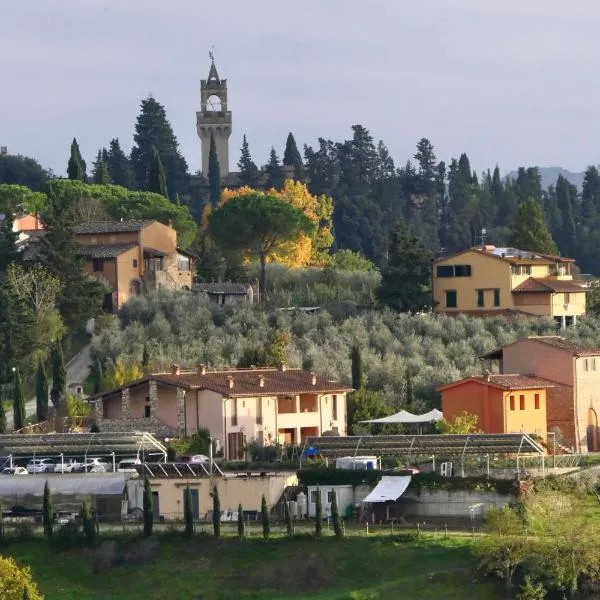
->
(310, 490), (319, 504)
(144, 396), (151, 418)
(445, 290), (457, 308)
(534, 394), (540, 410)
(133, 259), (138, 268)
(493, 289), (501, 307)
(332, 394), (338, 420)
(564, 292), (570, 304)
(177, 254), (190, 271)
(436, 265), (454, 278)
(92, 258), (104, 272)
(593, 358), (597, 371)
(454, 264), (472, 277)
(477, 290), (484, 307)
(519, 395), (525, 410)
(585, 359), (589, 372)
(509, 395), (515, 411)
(231, 400), (238, 426)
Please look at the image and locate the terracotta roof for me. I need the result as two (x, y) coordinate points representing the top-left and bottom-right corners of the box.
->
(80, 243), (137, 259)
(143, 247), (166, 258)
(512, 277), (588, 293)
(524, 336), (600, 357)
(435, 246), (575, 265)
(193, 282), (251, 295)
(442, 309), (537, 319)
(439, 374), (557, 392)
(90, 368), (353, 400)
(73, 220), (156, 234)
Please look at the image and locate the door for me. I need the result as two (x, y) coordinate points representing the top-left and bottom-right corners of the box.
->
(152, 491), (160, 522)
(587, 408), (599, 452)
(184, 488), (200, 521)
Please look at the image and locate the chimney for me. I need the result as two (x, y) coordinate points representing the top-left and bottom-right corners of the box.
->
(311, 372), (317, 386)
(197, 364), (207, 376)
(227, 375), (234, 389)
(259, 375), (265, 388)
(279, 361), (287, 372)
(171, 364), (181, 376)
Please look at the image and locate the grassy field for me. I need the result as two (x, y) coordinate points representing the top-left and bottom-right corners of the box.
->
(4, 532), (502, 600)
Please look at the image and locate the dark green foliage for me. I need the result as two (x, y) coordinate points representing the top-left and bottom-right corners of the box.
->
(284, 498), (294, 537)
(405, 370), (413, 407)
(0, 211), (19, 274)
(378, 220), (432, 312)
(346, 388), (387, 434)
(184, 485), (194, 538)
(50, 341), (66, 410)
(12, 367), (25, 431)
(130, 96), (189, 199)
(509, 197), (559, 255)
(148, 146), (169, 198)
(0, 394), (5, 434)
(212, 485), (221, 538)
(141, 342), (150, 369)
(0, 153), (50, 191)
(43, 480), (53, 539)
(208, 132), (220, 208)
(143, 477), (153, 537)
(314, 487), (322, 538)
(283, 132), (305, 181)
(67, 138), (86, 182)
(106, 138), (133, 188)
(23, 585), (31, 599)
(81, 501), (96, 544)
(261, 494), (270, 540)
(350, 344), (362, 390)
(330, 489), (343, 539)
(237, 135), (260, 188)
(209, 192), (314, 302)
(91, 150), (111, 185)
(265, 147), (285, 191)
(237, 503), (245, 541)
(194, 235), (226, 282)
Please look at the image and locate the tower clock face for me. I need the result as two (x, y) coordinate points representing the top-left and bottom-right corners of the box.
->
(207, 94), (222, 112)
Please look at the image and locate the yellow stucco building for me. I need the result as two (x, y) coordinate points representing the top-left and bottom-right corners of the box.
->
(433, 246), (587, 326)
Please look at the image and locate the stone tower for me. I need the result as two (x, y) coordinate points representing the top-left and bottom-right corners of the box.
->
(196, 52), (232, 176)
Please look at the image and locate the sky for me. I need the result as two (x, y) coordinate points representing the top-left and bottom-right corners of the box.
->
(1, 0), (600, 177)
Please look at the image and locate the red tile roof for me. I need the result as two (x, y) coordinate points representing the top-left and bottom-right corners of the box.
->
(439, 374), (557, 392)
(524, 336), (600, 357)
(512, 277), (588, 293)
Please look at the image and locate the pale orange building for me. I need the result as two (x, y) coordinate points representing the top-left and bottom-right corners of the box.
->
(440, 374), (554, 440)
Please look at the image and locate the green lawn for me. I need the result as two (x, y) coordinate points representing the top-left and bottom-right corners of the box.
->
(4, 533), (501, 600)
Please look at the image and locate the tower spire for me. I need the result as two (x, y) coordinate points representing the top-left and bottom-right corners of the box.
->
(207, 46), (220, 84)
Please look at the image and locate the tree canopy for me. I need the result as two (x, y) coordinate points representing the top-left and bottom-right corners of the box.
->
(509, 197), (559, 255)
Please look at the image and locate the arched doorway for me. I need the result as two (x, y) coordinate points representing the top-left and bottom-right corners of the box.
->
(587, 408), (599, 452)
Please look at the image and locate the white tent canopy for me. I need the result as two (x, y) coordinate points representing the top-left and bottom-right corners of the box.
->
(360, 408), (443, 425)
(362, 476), (412, 503)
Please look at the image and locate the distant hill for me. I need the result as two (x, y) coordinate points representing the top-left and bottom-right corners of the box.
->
(507, 167), (585, 191)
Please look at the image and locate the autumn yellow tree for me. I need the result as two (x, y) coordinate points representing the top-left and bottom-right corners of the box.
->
(0, 555), (43, 599)
(220, 181), (333, 267)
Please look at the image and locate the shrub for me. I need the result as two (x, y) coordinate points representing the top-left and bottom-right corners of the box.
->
(261, 495), (270, 540)
(0, 556), (43, 599)
(212, 485), (220, 538)
(237, 503), (245, 541)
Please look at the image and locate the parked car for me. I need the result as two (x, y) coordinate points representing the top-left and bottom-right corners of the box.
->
(117, 458), (141, 473)
(54, 459), (81, 473)
(73, 458), (107, 473)
(1, 466), (28, 475)
(26, 459), (55, 474)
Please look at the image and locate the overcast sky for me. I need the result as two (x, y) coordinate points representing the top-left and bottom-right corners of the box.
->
(1, 0), (600, 177)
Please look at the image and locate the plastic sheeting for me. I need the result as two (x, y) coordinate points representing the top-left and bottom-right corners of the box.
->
(360, 409), (443, 424)
(362, 476), (412, 503)
(0, 473), (128, 498)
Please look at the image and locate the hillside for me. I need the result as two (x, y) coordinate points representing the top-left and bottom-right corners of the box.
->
(507, 166), (586, 190)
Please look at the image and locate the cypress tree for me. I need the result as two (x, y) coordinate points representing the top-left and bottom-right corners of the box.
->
(36, 358), (49, 422)
(143, 477), (153, 537)
(148, 146), (169, 198)
(106, 138), (133, 188)
(43, 480), (53, 539)
(208, 132), (221, 208)
(212, 484), (221, 538)
(50, 341), (66, 411)
(238, 134), (260, 188)
(81, 501), (96, 544)
(405, 370), (414, 407)
(350, 344), (362, 390)
(331, 490), (343, 539)
(12, 367), (25, 431)
(237, 503), (245, 541)
(92, 149), (111, 184)
(284, 498), (294, 537)
(261, 494), (270, 540)
(509, 197), (559, 255)
(67, 138), (86, 181)
(265, 147), (285, 191)
(184, 485), (194, 538)
(315, 487), (322, 538)
(142, 342), (150, 370)
(283, 132), (305, 181)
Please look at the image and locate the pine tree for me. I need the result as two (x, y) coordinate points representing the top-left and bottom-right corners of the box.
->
(330, 490), (343, 539)
(12, 367), (25, 431)
(208, 132), (221, 208)
(81, 501), (96, 544)
(106, 138), (133, 188)
(265, 147), (285, 190)
(91, 149), (111, 184)
(284, 498), (294, 537)
(315, 487), (322, 538)
(130, 96), (189, 198)
(350, 344), (362, 390)
(143, 476), (153, 537)
(43, 480), (53, 539)
(148, 146), (169, 198)
(238, 135), (260, 187)
(67, 138), (86, 181)
(509, 197), (559, 255)
(184, 485), (194, 538)
(378, 220), (432, 312)
(237, 503), (245, 541)
(212, 484), (221, 538)
(50, 341), (66, 411)
(261, 494), (270, 540)
(283, 132), (305, 181)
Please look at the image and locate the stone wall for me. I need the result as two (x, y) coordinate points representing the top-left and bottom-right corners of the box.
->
(403, 489), (514, 518)
(96, 417), (180, 438)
